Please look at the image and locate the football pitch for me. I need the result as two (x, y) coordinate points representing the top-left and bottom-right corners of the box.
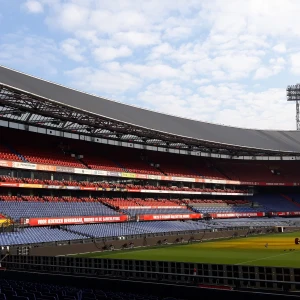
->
(76, 231), (300, 267)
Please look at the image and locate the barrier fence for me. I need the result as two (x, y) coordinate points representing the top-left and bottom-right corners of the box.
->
(1, 255), (300, 292)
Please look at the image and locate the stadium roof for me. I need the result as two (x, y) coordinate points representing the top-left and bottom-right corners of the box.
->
(0, 65), (300, 154)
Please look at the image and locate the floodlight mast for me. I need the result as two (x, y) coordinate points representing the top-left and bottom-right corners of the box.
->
(287, 84), (300, 130)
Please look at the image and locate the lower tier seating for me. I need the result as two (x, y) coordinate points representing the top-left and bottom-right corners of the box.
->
(124, 208), (192, 216)
(251, 194), (300, 212)
(0, 218), (298, 246)
(0, 202), (121, 220)
(67, 221), (209, 238)
(0, 278), (182, 300)
(0, 227), (85, 245)
(209, 217), (297, 228)
(193, 206), (261, 214)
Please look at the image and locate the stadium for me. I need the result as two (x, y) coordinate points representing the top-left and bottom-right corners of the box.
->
(1, 65), (300, 299)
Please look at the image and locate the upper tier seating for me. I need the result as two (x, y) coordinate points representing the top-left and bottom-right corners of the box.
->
(0, 128), (85, 168)
(0, 144), (21, 161)
(0, 175), (249, 194)
(101, 198), (183, 208)
(1, 127), (300, 182)
(147, 152), (225, 179)
(70, 139), (162, 175)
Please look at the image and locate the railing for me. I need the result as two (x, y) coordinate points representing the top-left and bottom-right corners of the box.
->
(2, 255), (300, 292)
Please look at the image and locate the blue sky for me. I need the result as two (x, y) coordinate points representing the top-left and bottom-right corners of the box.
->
(0, 0), (299, 130)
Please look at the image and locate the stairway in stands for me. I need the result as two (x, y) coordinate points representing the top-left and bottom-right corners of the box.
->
(212, 164), (232, 180)
(281, 194), (300, 208)
(6, 143), (28, 162)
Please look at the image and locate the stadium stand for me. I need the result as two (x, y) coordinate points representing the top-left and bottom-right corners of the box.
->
(1, 67), (300, 260)
(0, 278), (184, 300)
(0, 227), (85, 245)
(251, 194), (300, 212)
(2, 128), (300, 183)
(0, 200), (122, 221)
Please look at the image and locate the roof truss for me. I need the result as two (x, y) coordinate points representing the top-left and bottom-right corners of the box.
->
(0, 84), (294, 156)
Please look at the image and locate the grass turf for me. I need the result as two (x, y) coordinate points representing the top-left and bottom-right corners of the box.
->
(75, 231), (300, 267)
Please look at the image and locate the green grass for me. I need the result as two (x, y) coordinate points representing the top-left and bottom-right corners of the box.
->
(75, 231), (300, 267)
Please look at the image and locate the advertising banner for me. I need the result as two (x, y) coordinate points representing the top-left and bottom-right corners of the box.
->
(121, 172), (136, 178)
(80, 187), (97, 191)
(210, 212), (265, 219)
(0, 160), (12, 168)
(277, 211), (300, 216)
(26, 214), (128, 226)
(135, 174), (148, 179)
(55, 166), (75, 173)
(36, 164), (56, 172)
(118, 205), (184, 209)
(0, 182), (19, 187)
(139, 213), (201, 221)
(12, 162), (37, 170)
(1, 158), (300, 187)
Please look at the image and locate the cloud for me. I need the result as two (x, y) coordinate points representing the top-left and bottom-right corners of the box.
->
(123, 63), (184, 80)
(290, 52), (300, 75)
(65, 67), (141, 95)
(163, 26), (192, 40)
(138, 81), (294, 130)
(0, 33), (59, 75)
(60, 39), (85, 62)
(113, 32), (160, 47)
(8, 0), (300, 130)
(254, 57), (286, 79)
(24, 0), (44, 14)
(273, 43), (286, 53)
(93, 46), (132, 62)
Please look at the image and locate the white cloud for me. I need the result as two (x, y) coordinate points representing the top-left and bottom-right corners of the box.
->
(93, 46), (132, 62)
(0, 33), (59, 75)
(163, 26), (192, 40)
(138, 81), (294, 130)
(254, 57), (286, 79)
(123, 63), (183, 80)
(113, 32), (160, 47)
(290, 52), (300, 75)
(10, 0), (300, 130)
(182, 53), (261, 80)
(273, 43), (286, 53)
(60, 39), (85, 62)
(24, 0), (44, 14)
(65, 67), (141, 94)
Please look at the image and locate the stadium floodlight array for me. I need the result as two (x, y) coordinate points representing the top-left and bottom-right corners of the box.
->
(287, 84), (300, 130)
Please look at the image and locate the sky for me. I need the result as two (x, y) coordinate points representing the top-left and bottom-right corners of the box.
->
(0, 0), (299, 130)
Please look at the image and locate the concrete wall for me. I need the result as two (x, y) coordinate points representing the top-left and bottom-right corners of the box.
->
(29, 229), (249, 256)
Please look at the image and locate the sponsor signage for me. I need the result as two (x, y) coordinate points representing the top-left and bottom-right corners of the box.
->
(0, 160), (12, 168)
(139, 213), (201, 221)
(26, 214), (128, 226)
(210, 212), (265, 219)
(117, 205), (184, 209)
(277, 211), (300, 216)
(0, 182), (252, 196)
(0, 158), (300, 187)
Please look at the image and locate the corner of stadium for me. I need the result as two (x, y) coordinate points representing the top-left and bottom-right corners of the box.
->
(1, 65), (300, 299)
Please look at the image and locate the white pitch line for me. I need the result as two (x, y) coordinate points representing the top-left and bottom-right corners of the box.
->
(234, 250), (299, 265)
